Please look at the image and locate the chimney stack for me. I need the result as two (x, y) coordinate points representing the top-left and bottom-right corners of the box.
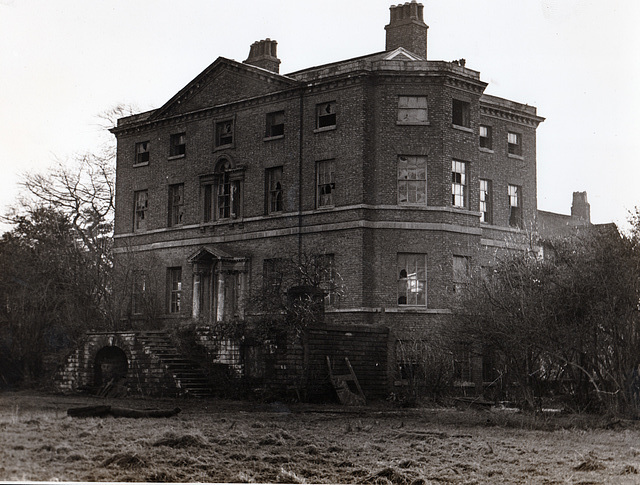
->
(243, 39), (281, 73)
(385, 1), (428, 59)
(571, 191), (591, 223)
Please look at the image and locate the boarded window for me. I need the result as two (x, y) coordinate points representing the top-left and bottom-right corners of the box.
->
(397, 96), (428, 124)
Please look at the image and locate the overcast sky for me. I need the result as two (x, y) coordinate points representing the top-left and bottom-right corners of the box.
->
(1, 0), (639, 233)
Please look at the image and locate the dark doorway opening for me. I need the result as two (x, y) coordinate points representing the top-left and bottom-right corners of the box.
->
(94, 346), (128, 387)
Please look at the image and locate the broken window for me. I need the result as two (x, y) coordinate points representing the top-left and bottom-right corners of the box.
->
(452, 99), (470, 128)
(265, 111), (284, 138)
(131, 271), (147, 315)
(451, 160), (467, 208)
(168, 183), (184, 227)
(397, 155), (427, 205)
(508, 184), (523, 228)
(316, 101), (336, 129)
(452, 255), (470, 294)
(169, 132), (186, 157)
(508, 131), (522, 156)
(479, 179), (492, 223)
(397, 253), (427, 306)
(397, 96), (428, 124)
(316, 160), (335, 208)
(266, 166), (284, 213)
(215, 120), (234, 147)
(479, 125), (492, 149)
(202, 160), (243, 222)
(133, 190), (148, 232)
(167, 267), (182, 314)
(135, 141), (150, 165)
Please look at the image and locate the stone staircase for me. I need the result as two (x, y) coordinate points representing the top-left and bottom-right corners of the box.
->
(137, 330), (213, 398)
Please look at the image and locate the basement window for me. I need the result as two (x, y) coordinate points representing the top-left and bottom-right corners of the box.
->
(265, 111), (284, 138)
(135, 141), (150, 165)
(397, 96), (428, 124)
(508, 132), (522, 156)
(452, 99), (470, 128)
(169, 132), (186, 157)
(316, 101), (336, 130)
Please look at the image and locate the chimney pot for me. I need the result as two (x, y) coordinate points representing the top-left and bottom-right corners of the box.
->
(244, 38), (281, 74)
(385, 1), (428, 59)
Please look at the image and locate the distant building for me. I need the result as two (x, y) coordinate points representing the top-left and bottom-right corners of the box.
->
(109, 1), (569, 395)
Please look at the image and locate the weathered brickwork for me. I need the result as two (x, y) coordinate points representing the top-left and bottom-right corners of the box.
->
(109, 2), (545, 397)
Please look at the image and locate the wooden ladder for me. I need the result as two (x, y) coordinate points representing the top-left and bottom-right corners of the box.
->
(326, 356), (366, 406)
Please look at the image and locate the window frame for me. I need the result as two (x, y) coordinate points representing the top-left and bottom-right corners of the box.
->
(316, 160), (336, 208)
(265, 110), (285, 139)
(133, 190), (148, 232)
(215, 119), (235, 149)
(315, 101), (336, 131)
(451, 160), (467, 208)
(131, 271), (147, 315)
(397, 253), (427, 306)
(452, 255), (471, 294)
(397, 96), (429, 125)
(167, 267), (182, 314)
(135, 141), (150, 166)
(168, 183), (185, 227)
(201, 159), (244, 223)
(169, 132), (186, 158)
(507, 131), (522, 156)
(479, 125), (492, 150)
(266, 166), (284, 214)
(397, 155), (427, 206)
(508, 184), (523, 228)
(479, 179), (492, 224)
(452, 99), (471, 128)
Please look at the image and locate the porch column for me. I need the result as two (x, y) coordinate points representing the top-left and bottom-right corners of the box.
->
(216, 271), (225, 322)
(192, 272), (201, 319)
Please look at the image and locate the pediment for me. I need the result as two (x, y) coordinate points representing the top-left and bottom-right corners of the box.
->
(382, 47), (424, 61)
(151, 58), (298, 120)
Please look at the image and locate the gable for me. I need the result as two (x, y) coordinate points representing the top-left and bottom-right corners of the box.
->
(152, 58), (298, 120)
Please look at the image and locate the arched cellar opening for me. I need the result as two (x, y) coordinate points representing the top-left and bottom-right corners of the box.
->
(94, 346), (128, 387)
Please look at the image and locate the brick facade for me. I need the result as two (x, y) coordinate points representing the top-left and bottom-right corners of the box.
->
(110, 2), (545, 396)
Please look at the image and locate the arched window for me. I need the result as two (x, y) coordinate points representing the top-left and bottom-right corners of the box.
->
(202, 158), (244, 222)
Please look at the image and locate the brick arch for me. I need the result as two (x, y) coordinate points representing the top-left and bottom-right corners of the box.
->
(84, 333), (136, 387)
(94, 346), (128, 386)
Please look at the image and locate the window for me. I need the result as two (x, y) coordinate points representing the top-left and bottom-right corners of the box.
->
(316, 253), (337, 307)
(215, 120), (234, 147)
(266, 166), (284, 214)
(133, 190), (148, 232)
(479, 125), (492, 149)
(397, 96), (428, 124)
(135, 141), (150, 165)
(452, 99), (470, 127)
(263, 258), (284, 294)
(508, 184), (522, 228)
(316, 160), (335, 208)
(169, 133), (186, 157)
(202, 159), (243, 222)
(453, 255), (470, 294)
(265, 111), (284, 138)
(132, 271), (147, 315)
(508, 132), (522, 156)
(167, 267), (182, 314)
(168, 183), (184, 227)
(479, 179), (492, 223)
(316, 101), (336, 129)
(397, 253), (427, 306)
(451, 160), (467, 208)
(397, 156), (427, 205)
(453, 342), (473, 383)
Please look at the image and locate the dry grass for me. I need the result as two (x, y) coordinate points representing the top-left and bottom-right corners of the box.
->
(1, 390), (640, 483)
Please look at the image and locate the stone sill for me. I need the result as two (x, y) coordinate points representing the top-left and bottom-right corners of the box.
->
(452, 124), (474, 133)
(132, 161), (149, 168)
(396, 121), (430, 126)
(508, 153), (524, 160)
(313, 125), (336, 134)
(478, 147), (494, 154)
(167, 154), (185, 161)
(263, 134), (284, 142)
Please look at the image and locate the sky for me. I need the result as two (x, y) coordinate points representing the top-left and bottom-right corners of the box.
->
(1, 0), (639, 233)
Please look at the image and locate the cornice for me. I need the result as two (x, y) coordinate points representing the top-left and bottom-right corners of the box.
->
(480, 104), (545, 127)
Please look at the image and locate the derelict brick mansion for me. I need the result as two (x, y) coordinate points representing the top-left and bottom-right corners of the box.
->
(110, 2), (545, 389)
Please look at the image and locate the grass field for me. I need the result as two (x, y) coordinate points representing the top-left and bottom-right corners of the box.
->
(1, 391), (639, 483)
